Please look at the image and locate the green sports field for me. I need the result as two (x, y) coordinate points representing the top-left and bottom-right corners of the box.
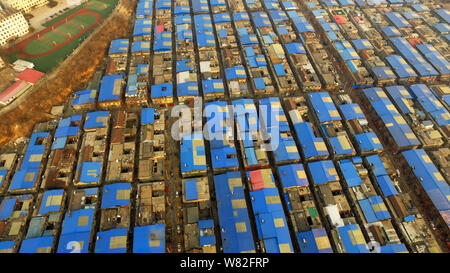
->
(6, 0), (118, 73)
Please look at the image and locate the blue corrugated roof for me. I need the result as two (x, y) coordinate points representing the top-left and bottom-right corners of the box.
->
(205, 100), (231, 133)
(389, 37), (439, 78)
(202, 79), (224, 94)
(200, 235), (216, 246)
(174, 6), (190, 15)
(214, 172), (255, 253)
(296, 228), (333, 253)
(39, 189), (64, 215)
(198, 219), (214, 229)
(322, 0), (339, 7)
(339, 103), (365, 120)
(98, 74), (123, 102)
(153, 31), (171, 52)
(101, 183), (131, 209)
(409, 84), (450, 127)
(0, 197), (17, 219)
(337, 224), (369, 253)
(385, 85), (413, 114)
(0, 169), (6, 190)
(309, 92), (341, 122)
(376, 175), (399, 197)
(259, 97), (289, 131)
(291, 122), (329, 159)
(185, 179), (199, 201)
(192, 0), (209, 13)
(371, 66), (396, 80)
(19, 236), (54, 253)
(252, 11), (272, 27)
(109, 39), (129, 55)
(385, 12), (411, 28)
(402, 149), (450, 212)
(177, 82), (199, 98)
(95, 228), (128, 253)
(416, 44), (450, 76)
(359, 196), (391, 223)
(385, 55), (417, 79)
(264, 0), (279, 10)
(151, 83), (173, 99)
(79, 161), (102, 184)
(134, 18), (152, 36)
(250, 187), (293, 253)
(278, 164), (309, 188)
(213, 13), (231, 23)
(443, 94), (450, 109)
(73, 89), (96, 107)
(365, 154), (388, 177)
(379, 243), (408, 253)
(141, 108), (155, 124)
(9, 170), (38, 191)
(181, 134), (207, 175)
(233, 12), (250, 21)
(155, 0), (170, 10)
(354, 132), (383, 153)
(210, 146), (239, 170)
(320, 22), (339, 32)
(52, 115), (81, 150)
(175, 15), (191, 26)
(274, 63), (287, 76)
(57, 232), (91, 253)
(411, 4), (429, 12)
(435, 9), (450, 24)
(334, 40), (360, 61)
(136, 5), (152, 18)
(363, 87), (420, 148)
(328, 135), (355, 156)
(403, 11), (421, 20)
(133, 224), (165, 253)
(9, 132), (49, 191)
(0, 241), (15, 251)
(351, 39), (373, 51)
(433, 23), (450, 34)
(285, 43), (306, 55)
(270, 10), (287, 22)
(225, 66), (247, 80)
(60, 209), (94, 235)
(381, 26), (401, 37)
(281, 0), (297, 10)
(337, 0), (355, 5)
(194, 14), (215, 48)
(308, 160), (339, 185)
(339, 160), (363, 187)
(131, 41), (151, 53)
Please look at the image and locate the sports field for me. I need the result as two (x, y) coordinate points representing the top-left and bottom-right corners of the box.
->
(6, 0), (118, 72)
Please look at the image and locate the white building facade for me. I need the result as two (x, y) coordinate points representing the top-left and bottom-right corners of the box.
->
(0, 8), (29, 46)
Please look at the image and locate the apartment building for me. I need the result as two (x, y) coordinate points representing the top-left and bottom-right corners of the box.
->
(0, 8), (29, 46)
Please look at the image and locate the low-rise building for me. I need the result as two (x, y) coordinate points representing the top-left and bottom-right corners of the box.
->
(41, 115), (83, 189)
(138, 108), (166, 181)
(74, 111), (110, 187)
(9, 131), (52, 193)
(105, 111), (138, 183)
(0, 194), (33, 251)
(0, 153), (18, 194)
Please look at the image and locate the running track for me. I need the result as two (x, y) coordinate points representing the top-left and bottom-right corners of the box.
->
(9, 8), (102, 58)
